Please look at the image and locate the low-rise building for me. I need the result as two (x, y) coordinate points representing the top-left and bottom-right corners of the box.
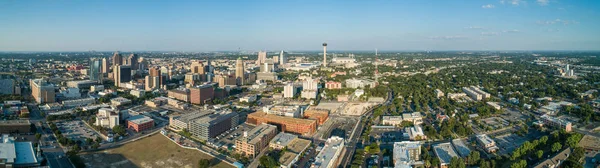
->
(533, 148), (572, 168)
(405, 125), (427, 140)
(235, 124), (278, 158)
(476, 134), (499, 153)
(62, 97), (95, 108)
(325, 81), (342, 89)
(95, 108), (119, 128)
(280, 138), (311, 168)
(110, 97), (132, 107)
(435, 89), (444, 98)
(269, 132), (298, 150)
(263, 105), (303, 118)
(486, 102), (501, 110)
(239, 94), (257, 103)
(402, 112), (423, 125)
(451, 139), (471, 157)
(303, 109), (329, 125)
(130, 89), (146, 98)
(539, 114), (572, 132)
(393, 141), (422, 168)
(127, 115), (154, 132)
(247, 112), (317, 136)
(312, 136), (345, 168)
(0, 120), (31, 134)
(433, 142), (459, 168)
(0, 135), (42, 167)
(168, 88), (191, 102)
(345, 78), (377, 89)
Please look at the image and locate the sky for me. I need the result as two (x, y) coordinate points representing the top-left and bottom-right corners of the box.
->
(1, 0), (599, 51)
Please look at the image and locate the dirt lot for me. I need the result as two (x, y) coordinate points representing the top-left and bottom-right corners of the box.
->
(79, 134), (233, 168)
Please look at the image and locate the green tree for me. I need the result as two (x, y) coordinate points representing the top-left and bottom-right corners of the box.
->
(259, 155), (278, 168)
(198, 159), (211, 168)
(468, 151), (480, 165)
(112, 125), (126, 136)
(35, 133), (42, 141)
(551, 142), (562, 152)
(536, 150), (544, 159)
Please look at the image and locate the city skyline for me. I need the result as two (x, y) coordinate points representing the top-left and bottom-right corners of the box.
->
(1, 0), (600, 51)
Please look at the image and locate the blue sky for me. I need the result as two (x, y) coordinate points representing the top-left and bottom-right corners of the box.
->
(1, 0), (599, 51)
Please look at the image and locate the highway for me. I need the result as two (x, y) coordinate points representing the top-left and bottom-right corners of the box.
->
(339, 90), (393, 168)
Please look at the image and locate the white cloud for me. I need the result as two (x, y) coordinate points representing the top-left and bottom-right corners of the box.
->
(501, 0), (524, 6)
(502, 29), (520, 33)
(537, 19), (579, 25)
(428, 36), (467, 40)
(537, 0), (549, 6)
(482, 4), (495, 8)
(464, 26), (485, 30)
(481, 32), (499, 36)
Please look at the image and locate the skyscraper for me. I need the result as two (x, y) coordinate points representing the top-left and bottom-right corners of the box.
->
(323, 43), (327, 67)
(115, 65), (131, 87)
(256, 51), (267, 65)
(112, 51), (123, 66)
(101, 57), (109, 73)
(30, 79), (55, 103)
(128, 54), (139, 70)
(89, 59), (102, 82)
(191, 61), (205, 74)
(279, 50), (287, 64)
(236, 57), (245, 85)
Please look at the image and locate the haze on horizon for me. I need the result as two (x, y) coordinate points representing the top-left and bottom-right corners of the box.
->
(1, 0), (599, 52)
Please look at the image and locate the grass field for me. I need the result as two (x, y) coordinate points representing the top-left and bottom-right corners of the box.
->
(79, 134), (233, 168)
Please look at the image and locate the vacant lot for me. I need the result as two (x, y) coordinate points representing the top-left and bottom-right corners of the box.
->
(79, 134), (233, 168)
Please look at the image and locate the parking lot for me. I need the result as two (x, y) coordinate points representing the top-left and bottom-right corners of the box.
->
(209, 123), (255, 150)
(493, 134), (527, 155)
(56, 120), (99, 145)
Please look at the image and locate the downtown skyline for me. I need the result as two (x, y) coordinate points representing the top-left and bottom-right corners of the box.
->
(1, 0), (599, 51)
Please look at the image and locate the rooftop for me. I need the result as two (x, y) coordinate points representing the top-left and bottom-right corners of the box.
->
(238, 124), (277, 145)
(279, 152), (298, 167)
(192, 111), (236, 126)
(0, 120), (30, 126)
(451, 139), (471, 157)
(248, 112), (316, 126)
(393, 141), (421, 168)
(433, 142), (459, 165)
(287, 138), (311, 154)
(270, 132), (298, 148)
(476, 134), (495, 146)
(578, 135), (600, 150)
(313, 136), (344, 168)
(128, 115), (154, 125)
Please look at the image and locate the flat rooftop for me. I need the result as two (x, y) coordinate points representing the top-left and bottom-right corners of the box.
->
(287, 138), (311, 154)
(313, 136), (344, 168)
(476, 134), (495, 146)
(270, 132), (298, 148)
(128, 115), (154, 125)
(433, 142), (459, 165)
(279, 151), (298, 167)
(240, 124), (277, 145)
(248, 112), (316, 126)
(0, 120), (30, 126)
(451, 139), (471, 157)
(393, 141), (421, 168)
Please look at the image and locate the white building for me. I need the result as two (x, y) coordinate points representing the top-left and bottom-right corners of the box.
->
(402, 112), (424, 125)
(95, 108), (120, 128)
(130, 89), (146, 98)
(393, 141), (422, 168)
(263, 105), (303, 118)
(62, 98), (95, 107)
(433, 143), (459, 168)
(404, 125), (427, 140)
(312, 136), (345, 168)
(435, 89), (444, 98)
(240, 94), (257, 103)
(476, 134), (499, 153)
(345, 78), (377, 89)
(59, 87), (81, 99)
(284, 82), (297, 98)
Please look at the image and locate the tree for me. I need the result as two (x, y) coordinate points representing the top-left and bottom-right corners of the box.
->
(112, 125), (126, 136)
(510, 159), (527, 168)
(551, 142), (562, 153)
(259, 155), (278, 168)
(536, 150), (544, 159)
(96, 136), (103, 143)
(35, 133), (42, 141)
(449, 157), (466, 168)
(431, 158), (440, 168)
(198, 159), (211, 168)
(468, 151), (480, 165)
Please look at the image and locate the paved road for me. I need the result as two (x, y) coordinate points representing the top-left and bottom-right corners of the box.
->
(339, 90), (393, 168)
(45, 152), (74, 168)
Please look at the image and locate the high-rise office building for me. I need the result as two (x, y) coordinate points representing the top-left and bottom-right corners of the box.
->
(89, 59), (102, 82)
(115, 65), (131, 87)
(236, 57), (245, 85)
(322, 43), (327, 67)
(112, 51), (123, 66)
(188, 111), (239, 141)
(190, 84), (214, 105)
(128, 54), (139, 70)
(191, 61), (205, 74)
(149, 66), (163, 86)
(279, 50), (287, 64)
(101, 57), (109, 73)
(30, 79), (55, 103)
(284, 82), (296, 98)
(256, 51), (267, 65)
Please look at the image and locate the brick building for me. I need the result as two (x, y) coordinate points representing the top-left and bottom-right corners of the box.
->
(247, 112), (316, 136)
